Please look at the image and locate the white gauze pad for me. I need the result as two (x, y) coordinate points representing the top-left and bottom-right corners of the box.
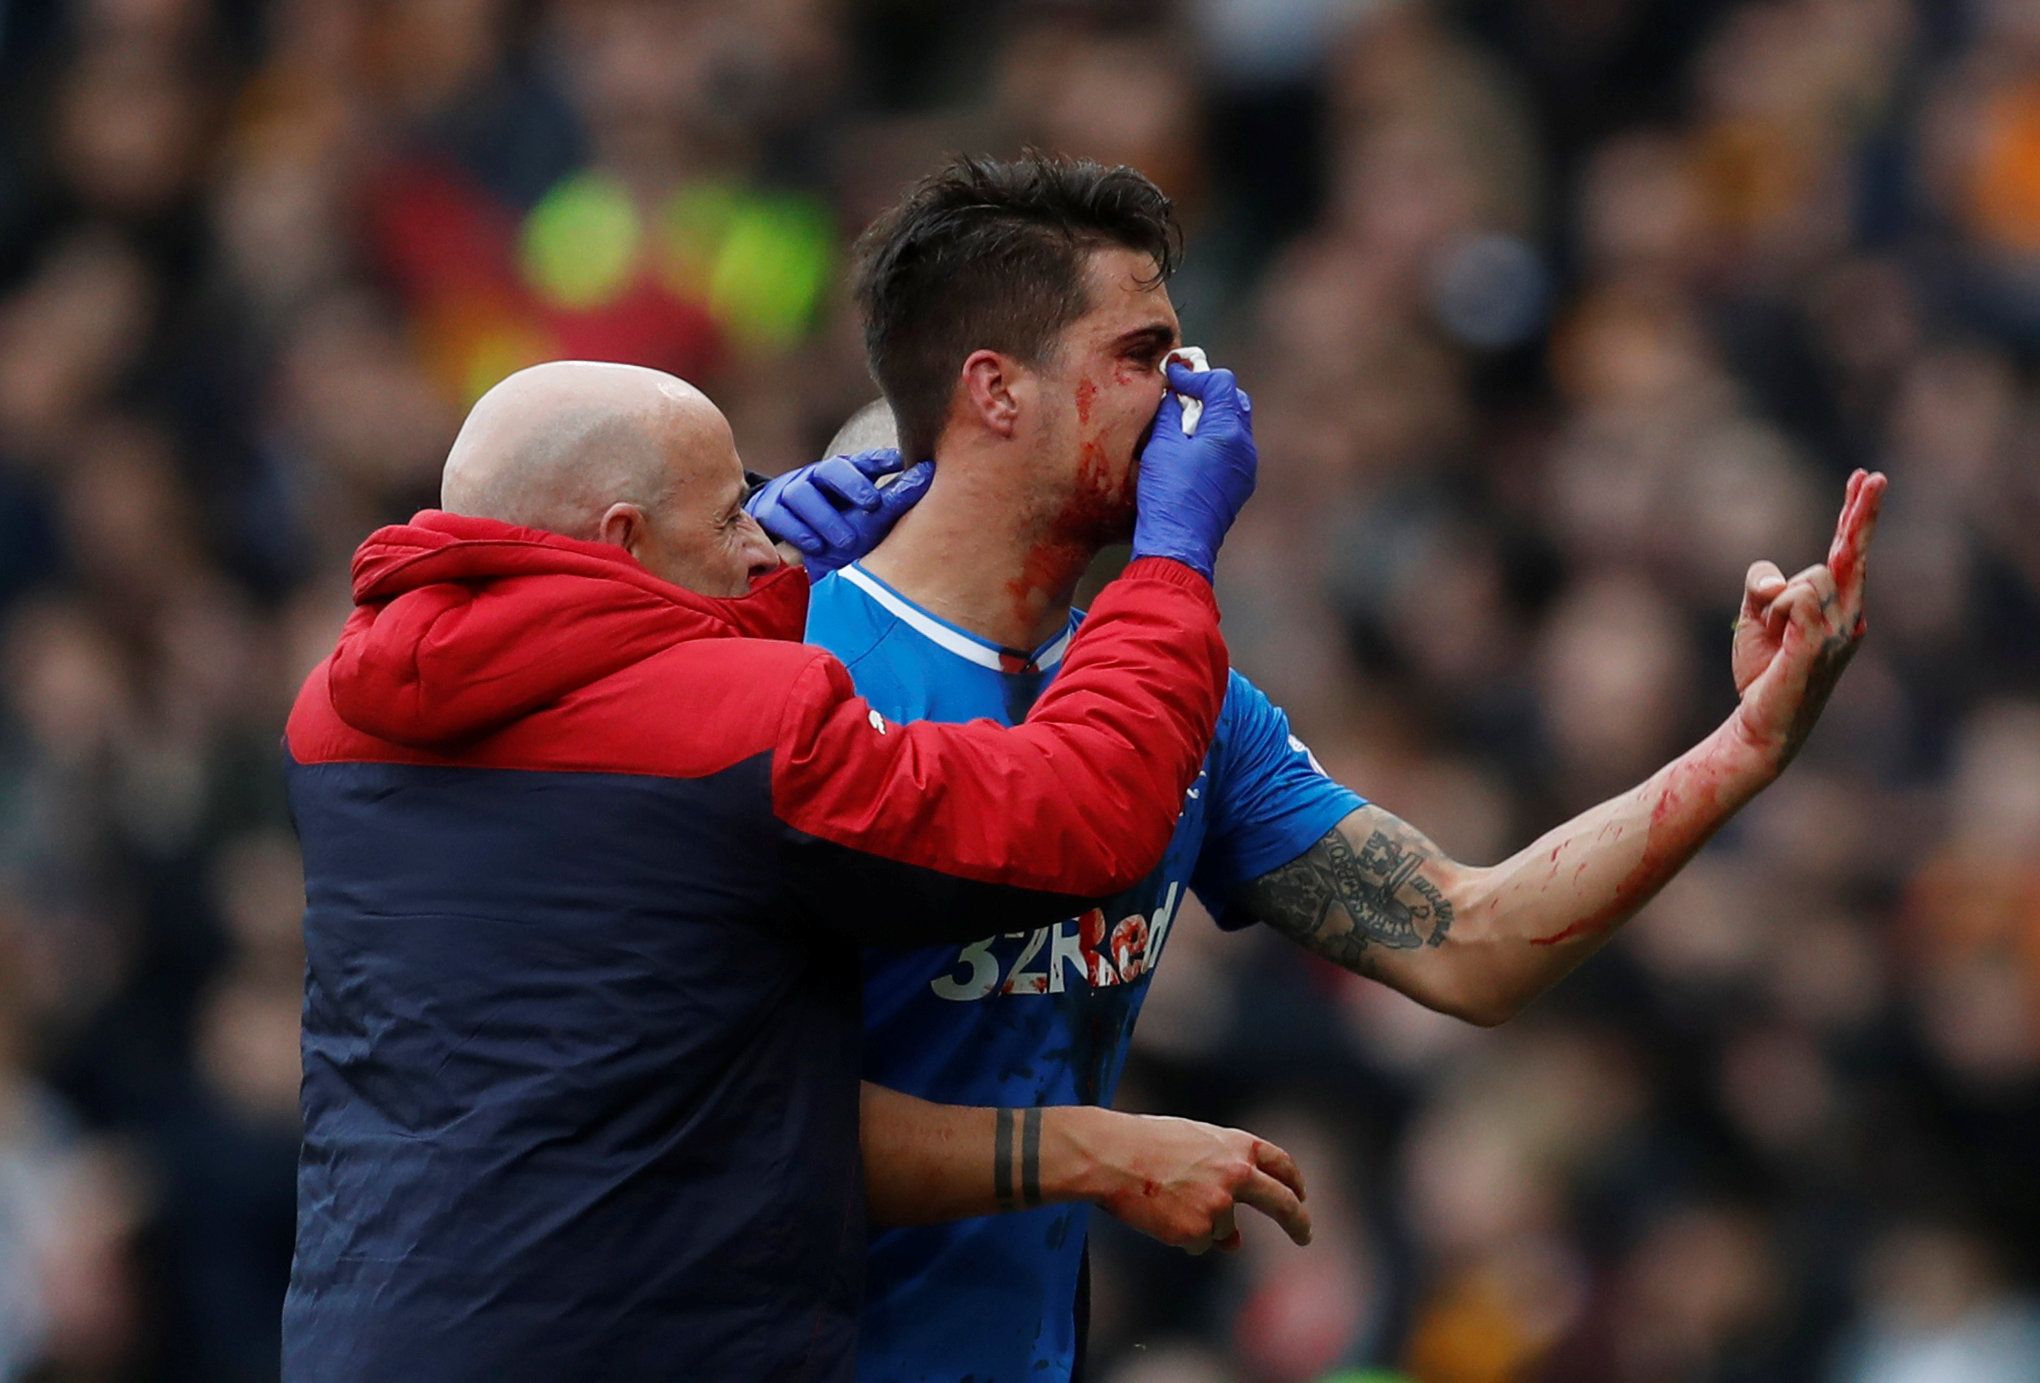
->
(1168, 346), (1209, 436)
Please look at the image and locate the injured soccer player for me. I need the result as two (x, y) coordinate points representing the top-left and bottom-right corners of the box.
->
(741, 152), (1888, 1383)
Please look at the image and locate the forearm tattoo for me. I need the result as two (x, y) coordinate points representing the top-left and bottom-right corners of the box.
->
(994, 1107), (1045, 1212)
(1241, 815), (1455, 972)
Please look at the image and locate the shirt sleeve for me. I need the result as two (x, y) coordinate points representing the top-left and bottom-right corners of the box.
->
(1191, 672), (1366, 931)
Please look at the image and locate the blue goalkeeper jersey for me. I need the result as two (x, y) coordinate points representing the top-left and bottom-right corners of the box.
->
(808, 562), (1364, 1383)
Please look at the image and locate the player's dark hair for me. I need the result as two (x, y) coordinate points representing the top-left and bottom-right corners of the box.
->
(852, 152), (1182, 460)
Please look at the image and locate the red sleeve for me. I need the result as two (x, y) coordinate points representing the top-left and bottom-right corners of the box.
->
(771, 557), (1226, 900)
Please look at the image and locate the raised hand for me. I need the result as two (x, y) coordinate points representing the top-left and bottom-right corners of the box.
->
(1087, 1111), (1311, 1254)
(1731, 468), (1887, 768)
(745, 448), (934, 580)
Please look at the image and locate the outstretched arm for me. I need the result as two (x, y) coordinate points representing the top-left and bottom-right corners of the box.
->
(1237, 470), (1887, 1025)
(860, 1083), (1311, 1255)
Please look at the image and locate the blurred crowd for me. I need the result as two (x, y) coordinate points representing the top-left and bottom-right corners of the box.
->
(0, 0), (2034, 1379)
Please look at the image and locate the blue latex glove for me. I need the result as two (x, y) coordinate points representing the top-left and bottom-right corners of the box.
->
(745, 449), (934, 580)
(1130, 362), (1257, 579)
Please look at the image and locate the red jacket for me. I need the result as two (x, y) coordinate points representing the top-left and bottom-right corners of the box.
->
(279, 511), (1226, 1381)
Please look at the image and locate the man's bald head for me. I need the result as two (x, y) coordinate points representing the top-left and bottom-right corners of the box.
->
(440, 361), (781, 597)
(824, 398), (901, 461)
(442, 361), (726, 540)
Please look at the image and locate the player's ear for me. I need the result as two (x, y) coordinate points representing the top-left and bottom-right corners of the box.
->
(959, 349), (1020, 440)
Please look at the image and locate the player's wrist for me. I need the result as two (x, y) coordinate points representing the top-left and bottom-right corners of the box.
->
(1695, 715), (1788, 813)
(1717, 710), (1791, 783)
(1039, 1105), (1123, 1206)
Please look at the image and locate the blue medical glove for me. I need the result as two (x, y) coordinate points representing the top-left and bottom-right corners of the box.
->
(746, 449), (934, 579)
(1130, 362), (1257, 579)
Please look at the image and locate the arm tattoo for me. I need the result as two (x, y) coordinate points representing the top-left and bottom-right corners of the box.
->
(1240, 815), (1455, 972)
(993, 1107), (1045, 1211)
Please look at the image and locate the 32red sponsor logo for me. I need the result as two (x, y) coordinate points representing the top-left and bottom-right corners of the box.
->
(930, 884), (1183, 1001)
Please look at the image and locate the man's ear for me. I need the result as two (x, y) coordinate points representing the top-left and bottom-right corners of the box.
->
(959, 350), (1023, 439)
(596, 502), (644, 553)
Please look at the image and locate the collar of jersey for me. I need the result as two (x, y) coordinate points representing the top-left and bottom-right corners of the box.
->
(837, 563), (1077, 674)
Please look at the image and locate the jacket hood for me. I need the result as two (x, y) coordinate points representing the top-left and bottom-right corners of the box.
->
(328, 510), (807, 749)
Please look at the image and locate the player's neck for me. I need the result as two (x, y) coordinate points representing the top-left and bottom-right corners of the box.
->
(859, 463), (1094, 654)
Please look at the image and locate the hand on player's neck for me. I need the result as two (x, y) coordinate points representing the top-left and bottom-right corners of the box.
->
(859, 441), (1098, 655)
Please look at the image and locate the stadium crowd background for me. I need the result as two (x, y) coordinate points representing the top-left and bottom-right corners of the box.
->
(0, 0), (2034, 1378)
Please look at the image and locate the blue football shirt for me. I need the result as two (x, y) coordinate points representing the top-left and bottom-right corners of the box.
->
(808, 562), (1364, 1383)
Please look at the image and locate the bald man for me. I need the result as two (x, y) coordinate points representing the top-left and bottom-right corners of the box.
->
(279, 361), (1261, 1381)
(438, 362), (790, 595)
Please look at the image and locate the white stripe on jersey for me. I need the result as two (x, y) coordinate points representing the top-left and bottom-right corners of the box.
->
(837, 564), (1072, 673)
